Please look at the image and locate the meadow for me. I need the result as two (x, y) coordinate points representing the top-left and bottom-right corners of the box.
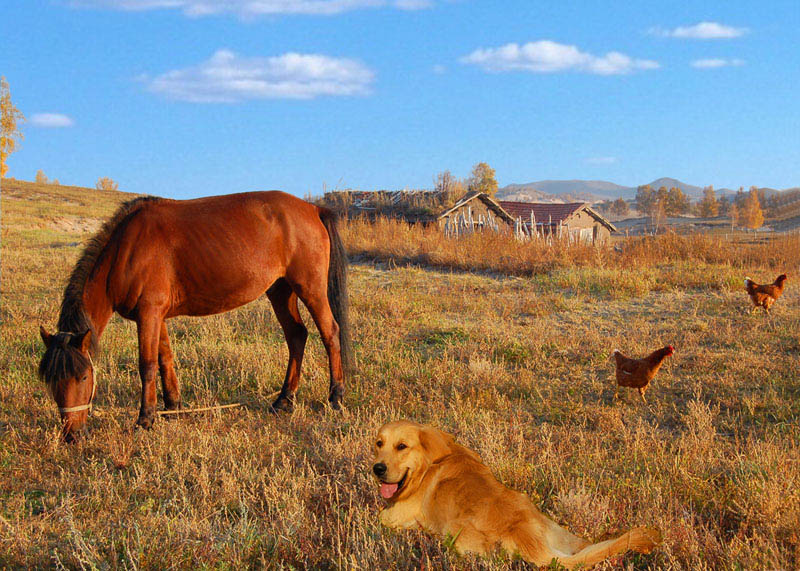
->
(1, 179), (799, 569)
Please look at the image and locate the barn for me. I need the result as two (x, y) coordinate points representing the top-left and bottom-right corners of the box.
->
(436, 191), (516, 234)
(499, 200), (617, 244)
(436, 193), (617, 244)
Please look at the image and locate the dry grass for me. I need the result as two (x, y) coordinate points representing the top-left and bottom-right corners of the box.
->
(2, 181), (799, 569)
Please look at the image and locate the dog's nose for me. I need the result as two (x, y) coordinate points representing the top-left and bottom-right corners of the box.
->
(373, 462), (387, 477)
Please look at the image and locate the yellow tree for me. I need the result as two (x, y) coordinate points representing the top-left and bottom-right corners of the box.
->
(739, 187), (764, 229)
(467, 162), (498, 196)
(0, 77), (25, 178)
(96, 176), (119, 191)
(698, 186), (719, 217)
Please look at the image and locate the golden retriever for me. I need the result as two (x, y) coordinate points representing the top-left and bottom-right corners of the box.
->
(372, 420), (660, 568)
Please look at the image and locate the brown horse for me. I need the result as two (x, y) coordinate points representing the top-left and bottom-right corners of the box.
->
(38, 191), (352, 442)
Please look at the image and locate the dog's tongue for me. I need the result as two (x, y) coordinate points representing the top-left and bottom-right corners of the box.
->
(380, 483), (398, 499)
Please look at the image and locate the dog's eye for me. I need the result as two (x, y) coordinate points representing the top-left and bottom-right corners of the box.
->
(396, 443), (407, 451)
(376, 440), (383, 448)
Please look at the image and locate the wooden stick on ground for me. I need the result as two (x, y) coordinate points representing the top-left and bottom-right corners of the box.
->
(157, 403), (243, 416)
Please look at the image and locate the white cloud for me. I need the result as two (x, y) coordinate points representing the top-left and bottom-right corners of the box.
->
(71, 0), (432, 17)
(145, 49), (375, 102)
(432, 64), (447, 74)
(586, 156), (617, 165)
(691, 58), (746, 69)
(650, 22), (748, 39)
(460, 41), (659, 75)
(30, 113), (75, 128)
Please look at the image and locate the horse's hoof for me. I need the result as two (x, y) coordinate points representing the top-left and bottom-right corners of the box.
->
(136, 412), (156, 430)
(270, 397), (294, 414)
(328, 387), (344, 410)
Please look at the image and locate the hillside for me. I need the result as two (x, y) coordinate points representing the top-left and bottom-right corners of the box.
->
(2, 181), (799, 569)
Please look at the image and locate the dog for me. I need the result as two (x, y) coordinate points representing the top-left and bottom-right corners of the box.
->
(372, 420), (660, 568)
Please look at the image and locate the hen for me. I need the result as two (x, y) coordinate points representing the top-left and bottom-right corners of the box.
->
(612, 346), (674, 403)
(745, 274), (787, 314)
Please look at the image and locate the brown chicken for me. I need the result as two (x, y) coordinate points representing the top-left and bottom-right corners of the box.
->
(612, 346), (674, 403)
(745, 274), (787, 314)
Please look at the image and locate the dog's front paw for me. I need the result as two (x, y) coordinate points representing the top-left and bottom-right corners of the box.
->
(379, 507), (401, 528)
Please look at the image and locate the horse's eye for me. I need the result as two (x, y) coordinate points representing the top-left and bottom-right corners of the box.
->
(81, 375), (88, 382)
(396, 443), (407, 451)
(376, 440), (383, 448)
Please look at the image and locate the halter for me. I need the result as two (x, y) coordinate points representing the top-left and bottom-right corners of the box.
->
(58, 352), (98, 416)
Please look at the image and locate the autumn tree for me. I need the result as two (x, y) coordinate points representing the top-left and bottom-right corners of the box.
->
(467, 162), (498, 197)
(635, 185), (667, 231)
(96, 176), (119, 191)
(718, 195), (731, 217)
(610, 197), (629, 217)
(51, 178), (60, 185)
(698, 186), (719, 217)
(35, 169), (48, 184)
(738, 187), (764, 229)
(665, 187), (690, 215)
(0, 77), (25, 178)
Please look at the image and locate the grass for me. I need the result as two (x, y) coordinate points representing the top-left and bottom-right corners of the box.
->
(1, 179), (799, 569)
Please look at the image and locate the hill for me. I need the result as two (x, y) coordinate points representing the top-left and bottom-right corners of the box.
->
(498, 179), (629, 203)
(2, 179), (800, 569)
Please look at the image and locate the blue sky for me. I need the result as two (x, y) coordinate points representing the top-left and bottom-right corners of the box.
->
(2, 0), (798, 198)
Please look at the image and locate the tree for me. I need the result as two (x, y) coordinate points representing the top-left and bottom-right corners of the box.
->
(467, 162), (498, 197)
(698, 186), (719, 217)
(635, 185), (666, 231)
(51, 178), (60, 186)
(738, 187), (764, 229)
(0, 77), (25, 178)
(718, 195), (731, 216)
(35, 169), (48, 184)
(96, 176), (119, 191)
(666, 187), (691, 215)
(610, 197), (629, 217)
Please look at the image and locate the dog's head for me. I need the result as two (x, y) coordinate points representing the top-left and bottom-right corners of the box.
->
(371, 420), (455, 502)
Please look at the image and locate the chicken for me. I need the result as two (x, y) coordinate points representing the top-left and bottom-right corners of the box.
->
(612, 346), (674, 403)
(745, 274), (787, 314)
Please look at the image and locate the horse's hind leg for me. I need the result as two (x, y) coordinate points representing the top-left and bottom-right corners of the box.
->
(158, 321), (181, 411)
(267, 279), (308, 413)
(294, 286), (344, 409)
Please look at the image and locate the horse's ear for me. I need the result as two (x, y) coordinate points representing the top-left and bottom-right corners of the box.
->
(418, 426), (454, 463)
(72, 329), (92, 353)
(40, 326), (53, 348)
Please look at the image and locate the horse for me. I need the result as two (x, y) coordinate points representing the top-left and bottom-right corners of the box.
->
(38, 191), (352, 442)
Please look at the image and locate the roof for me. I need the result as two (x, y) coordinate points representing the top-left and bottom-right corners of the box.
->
(498, 200), (617, 232)
(437, 191), (516, 225)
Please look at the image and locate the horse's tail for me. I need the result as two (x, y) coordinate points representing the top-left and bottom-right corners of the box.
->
(319, 208), (353, 373)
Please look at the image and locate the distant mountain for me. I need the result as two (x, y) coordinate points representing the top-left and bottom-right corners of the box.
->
(498, 179), (631, 203)
(642, 177), (703, 198)
(497, 178), (799, 204)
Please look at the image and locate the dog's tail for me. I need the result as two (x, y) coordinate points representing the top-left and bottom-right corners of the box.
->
(510, 523), (661, 569)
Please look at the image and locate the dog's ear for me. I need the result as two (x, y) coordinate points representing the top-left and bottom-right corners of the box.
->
(419, 427), (454, 463)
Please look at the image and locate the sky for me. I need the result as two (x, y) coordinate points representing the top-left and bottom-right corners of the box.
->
(2, 0), (799, 198)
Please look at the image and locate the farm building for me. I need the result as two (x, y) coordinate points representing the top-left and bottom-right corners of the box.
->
(436, 192), (516, 234)
(498, 200), (617, 244)
(436, 192), (617, 243)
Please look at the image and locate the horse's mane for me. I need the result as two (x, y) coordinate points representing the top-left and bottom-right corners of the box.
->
(40, 196), (161, 388)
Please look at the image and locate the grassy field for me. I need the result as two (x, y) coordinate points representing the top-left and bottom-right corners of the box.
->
(2, 180), (799, 569)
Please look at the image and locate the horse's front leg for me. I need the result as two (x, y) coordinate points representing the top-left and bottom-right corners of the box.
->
(136, 313), (162, 429)
(158, 321), (181, 411)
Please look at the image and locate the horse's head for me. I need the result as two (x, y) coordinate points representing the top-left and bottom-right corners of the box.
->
(38, 326), (96, 443)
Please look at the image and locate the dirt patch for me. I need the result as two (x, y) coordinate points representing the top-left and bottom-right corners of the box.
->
(49, 216), (102, 234)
